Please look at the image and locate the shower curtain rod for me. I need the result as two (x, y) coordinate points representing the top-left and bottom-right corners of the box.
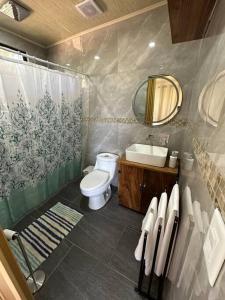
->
(0, 45), (88, 77)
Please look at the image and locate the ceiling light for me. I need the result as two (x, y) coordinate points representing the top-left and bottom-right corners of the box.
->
(148, 42), (155, 48)
(0, 0), (30, 21)
(94, 55), (100, 60)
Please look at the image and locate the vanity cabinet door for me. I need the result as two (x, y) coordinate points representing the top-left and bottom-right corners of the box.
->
(118, 164), (144, 212)
(162, 173), (178, 196)
(141, 170), (177, 213)
(141, 170), (163, 213)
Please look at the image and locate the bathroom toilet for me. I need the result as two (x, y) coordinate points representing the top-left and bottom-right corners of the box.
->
(80, 152), (119, 210)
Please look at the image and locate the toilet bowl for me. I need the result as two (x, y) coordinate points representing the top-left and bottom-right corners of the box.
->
(80, 153), (119, 210)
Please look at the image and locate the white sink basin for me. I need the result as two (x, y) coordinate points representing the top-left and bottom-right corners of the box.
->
(126, 144), (168, 167)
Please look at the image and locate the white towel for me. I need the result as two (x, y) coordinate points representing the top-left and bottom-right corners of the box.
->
(145, 192), (167, 276)
(177, 201), (203, 294)
(166, 183), (179, 222)
(143, 197), (158, 226)
(134, 230), (146, 261)
(144, 211), (156, 266)
(134, 197), (158, 261)
(155, 184), (179, 276)
(167, 186), (194, 283)
(201, 211), (209, 235)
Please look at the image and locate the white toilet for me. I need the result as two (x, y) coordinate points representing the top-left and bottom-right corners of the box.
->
(80, 152), (119, 210)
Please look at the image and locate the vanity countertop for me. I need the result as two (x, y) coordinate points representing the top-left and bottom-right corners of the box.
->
(118, 155), (179, 175)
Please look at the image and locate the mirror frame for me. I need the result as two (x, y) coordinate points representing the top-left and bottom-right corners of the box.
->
(198, 70), (225, 127)
(132, 74), (183, 127)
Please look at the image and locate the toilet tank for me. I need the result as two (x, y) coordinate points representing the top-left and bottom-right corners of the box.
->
(94, 153), (119, 179)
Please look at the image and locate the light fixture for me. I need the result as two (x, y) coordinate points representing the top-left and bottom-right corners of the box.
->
(0, 0), (30, 21)
(94, 55), (100, 60)
(66, 63), (70, 66)
(148, 41), (155, 48)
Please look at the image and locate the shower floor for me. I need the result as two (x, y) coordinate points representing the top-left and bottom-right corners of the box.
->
(14, 180), (145, 299)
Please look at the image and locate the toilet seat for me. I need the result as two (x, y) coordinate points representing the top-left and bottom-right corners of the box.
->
(80, 169), (109, 192)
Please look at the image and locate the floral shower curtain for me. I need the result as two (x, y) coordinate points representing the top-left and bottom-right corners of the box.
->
(0, 59), (83, 228)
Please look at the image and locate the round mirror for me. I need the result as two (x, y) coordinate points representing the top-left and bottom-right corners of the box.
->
(133, 75), (182, 126)
(198, 70), (225, 127)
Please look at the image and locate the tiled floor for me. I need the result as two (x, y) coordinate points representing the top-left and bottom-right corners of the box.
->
(14, 180), (145, 299)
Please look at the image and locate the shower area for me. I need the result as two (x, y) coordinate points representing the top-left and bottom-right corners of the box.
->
(0, 47), (88, 228)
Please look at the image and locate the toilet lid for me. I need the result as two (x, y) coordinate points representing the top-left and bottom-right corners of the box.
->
(80, 169), (109, 191)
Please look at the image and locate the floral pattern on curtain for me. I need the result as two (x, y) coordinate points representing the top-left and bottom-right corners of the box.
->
(0, 60), (83, 228)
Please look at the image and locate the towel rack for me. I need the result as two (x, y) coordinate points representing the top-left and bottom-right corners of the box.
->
(135, 216), (179, 300)
(3, 229), (45, 294)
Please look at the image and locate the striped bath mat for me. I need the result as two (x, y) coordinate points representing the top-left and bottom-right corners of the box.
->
(10, 202), (83, 277)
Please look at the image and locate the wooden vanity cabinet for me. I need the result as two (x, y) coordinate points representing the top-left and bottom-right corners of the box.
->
(118, 156), (179, 214)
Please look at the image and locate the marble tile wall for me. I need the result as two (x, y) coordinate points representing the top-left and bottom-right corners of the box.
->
(47, 4), (200, 165)
(166, 0), (225, 299)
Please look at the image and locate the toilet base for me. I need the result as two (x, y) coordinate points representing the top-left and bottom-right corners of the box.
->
(88, 186), (112, 210)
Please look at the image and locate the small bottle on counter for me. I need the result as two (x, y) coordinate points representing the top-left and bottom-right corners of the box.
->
(169, 155), (177, 168)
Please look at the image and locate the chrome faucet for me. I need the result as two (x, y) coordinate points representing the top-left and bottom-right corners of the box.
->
(145, 134), (169, 147)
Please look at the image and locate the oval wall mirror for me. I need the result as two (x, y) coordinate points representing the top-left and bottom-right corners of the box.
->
(133, 75), (182, 126)
(198, 70), (225, 127)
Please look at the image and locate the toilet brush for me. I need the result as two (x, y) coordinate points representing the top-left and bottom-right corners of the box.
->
(3, 229), (46, 294)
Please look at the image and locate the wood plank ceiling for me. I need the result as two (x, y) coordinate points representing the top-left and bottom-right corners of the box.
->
(0, 0), (164, 47)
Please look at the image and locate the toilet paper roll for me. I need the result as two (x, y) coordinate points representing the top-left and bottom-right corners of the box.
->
(3, 229), (17, 241)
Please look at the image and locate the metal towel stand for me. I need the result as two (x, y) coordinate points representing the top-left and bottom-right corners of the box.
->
(8, 231), (46, 294)
(135, 216), (179, 300)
